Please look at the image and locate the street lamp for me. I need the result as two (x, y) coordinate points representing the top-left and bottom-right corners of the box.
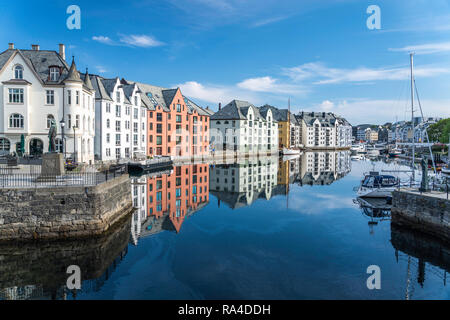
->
(73, 125), (78, 163)
(60, 119), (65, 157)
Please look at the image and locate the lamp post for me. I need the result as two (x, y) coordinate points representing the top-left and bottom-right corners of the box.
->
(60, 119), (66, 158)
(73, 126), (77, 163)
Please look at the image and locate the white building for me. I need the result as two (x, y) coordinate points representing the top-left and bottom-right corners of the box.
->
(130, 176), (148, 245)
(209, 156), (279, 209)
(297, 112), (337, 148)
(91, 76), (147, 161)
(210, 100), (278, 154)
(296, 112), (352, 148)
(0, 43), (95, 163)
(297, 151), (351, 185)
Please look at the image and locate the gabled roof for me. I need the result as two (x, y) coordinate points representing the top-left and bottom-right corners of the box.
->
(259, 105), (295, 124)
(296, 111), (338, 127)
(211, 100), (264, 121)
(0, 48), (70, 84)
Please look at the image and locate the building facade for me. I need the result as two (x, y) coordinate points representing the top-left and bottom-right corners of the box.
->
(259, 104), (301, 149)
(210, 100), (278, 154)
(0, 43), (95, 163)
(296, 112), (337, 148)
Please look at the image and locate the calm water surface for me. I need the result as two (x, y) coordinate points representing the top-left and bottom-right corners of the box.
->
(1, 152), (449, 300)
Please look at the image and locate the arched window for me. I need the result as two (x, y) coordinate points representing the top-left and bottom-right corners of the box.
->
(0, 138), (10, 151)
(9, 114), (24, 128)
(216, 121), (221, 125)
(14, 65), (23, 79)
(47, 114), (55, 129)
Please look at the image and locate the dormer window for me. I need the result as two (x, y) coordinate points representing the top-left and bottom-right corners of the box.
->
(14, 65), (23, 79)
(49, 67), (60, 81)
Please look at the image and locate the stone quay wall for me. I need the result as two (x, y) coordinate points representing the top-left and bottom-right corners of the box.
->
(0, 174), (133, 241)
(392, 189), (450, 243)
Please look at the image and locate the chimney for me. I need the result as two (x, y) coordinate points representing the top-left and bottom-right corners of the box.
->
(219, 103), (222, 111)
(31, 44), (40, 51)
(59, 44), (65, 60)
(8, 43), (14, 49)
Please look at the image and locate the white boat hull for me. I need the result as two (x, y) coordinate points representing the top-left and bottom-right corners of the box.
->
(357, 186), (396, 198)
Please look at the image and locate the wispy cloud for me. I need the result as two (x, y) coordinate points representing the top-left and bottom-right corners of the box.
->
(297, 99), (450, 125)
(283, 62), (450, 84)
(119, 34), (164, 47)
(237, 76), (306, 95)
(95, 65), (107, 74)
(389, 41), (450, 55)
(92, 34), (164, 48)
(251, 15), (289, 27)
(92, 35), (114, 45)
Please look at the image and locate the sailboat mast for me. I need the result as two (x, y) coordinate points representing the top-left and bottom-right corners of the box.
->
(410, 53), (416, 182)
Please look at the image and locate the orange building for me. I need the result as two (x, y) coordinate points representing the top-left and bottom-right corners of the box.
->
(124, 81), (213, 158)
(147, 164), (209, 233)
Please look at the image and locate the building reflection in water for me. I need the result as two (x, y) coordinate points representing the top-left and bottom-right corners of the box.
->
(131, 164), (210, 244)
(391, 224), (449, 298)
(210, 151), (351, 210)
(210, 156), (279, 209)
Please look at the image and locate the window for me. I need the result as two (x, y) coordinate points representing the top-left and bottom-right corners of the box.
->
(134, 96), (138, 106)
(157, 113), (162, 121)
(133, 122), (138, 133)
(76, 91), (80, 105)
(115, 134), (121, 146)
(106, 103), (111, 113)
(176, 115), (181, 123)
(67, 90), (72, 105)
(116, 91), (120, 102)
(115, 148), (121, 159)
(67, 115), (71, 128)
(156, 124), (162, 134)
(46, 90), (54, 105)
(176, 104), (181, 112)
(49, 67), (59, 81)
(55, 138), (63, 152)
(46, 115), (55, 129)
(14, 65), (23, 79)
(106, 119), (110, 128)
(116, 105), (121, 117)
(156, 136), (162, 145)
(75, 115), (80, 128)
(106, 133), (110, 143)
(8, 88), (24, 103)
(0, 138), (10, 151)
(9, 114), (24, 128)
(133, 134), (138, 146)
(116, 121), (121, 132)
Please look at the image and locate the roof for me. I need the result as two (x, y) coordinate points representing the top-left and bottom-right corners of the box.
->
(296, 111), (338, 127)
(211, 100), (266, 121)
(0, 48), (70, 84)
(259, 105), (296, 124)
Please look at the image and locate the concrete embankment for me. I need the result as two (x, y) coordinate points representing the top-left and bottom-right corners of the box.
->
(0, 174), (133, 241)
(392, 189), (450, 243)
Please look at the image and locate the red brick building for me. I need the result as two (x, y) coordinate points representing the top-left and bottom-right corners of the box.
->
(125, 81), (213, 158)
(147, 164), (209, 233)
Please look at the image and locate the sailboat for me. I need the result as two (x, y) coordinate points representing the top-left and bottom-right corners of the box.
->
(357, 53), (434, 197)
(281, 98), (301, 155)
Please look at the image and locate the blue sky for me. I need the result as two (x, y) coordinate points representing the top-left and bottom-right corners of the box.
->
(2, 0), (450, 124)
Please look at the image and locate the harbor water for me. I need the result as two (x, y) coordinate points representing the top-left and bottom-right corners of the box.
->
(0, 152), (449, 300)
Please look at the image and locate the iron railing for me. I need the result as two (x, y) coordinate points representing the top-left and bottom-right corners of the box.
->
(0, 164), (128, 189)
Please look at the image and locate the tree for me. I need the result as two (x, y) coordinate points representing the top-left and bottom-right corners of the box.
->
(428, 118), (450, 143)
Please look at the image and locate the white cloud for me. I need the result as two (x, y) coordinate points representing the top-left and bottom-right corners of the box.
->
(283, 62), (450, 84)
(251, 15), (289, 27)
(298, 99), (450, 125)
(177, 81), (242, 104)
(92, 36), (114, 45)
(237, 76), (305, 95)
(96, 66), (107, 74)
(389, 41), (450, 55)
(119, 34), (164, 47)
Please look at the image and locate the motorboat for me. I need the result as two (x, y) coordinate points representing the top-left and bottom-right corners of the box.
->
(356, 171), (400, 198)
(351, 154), (365, 161)
(351, 144), (366, 154)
